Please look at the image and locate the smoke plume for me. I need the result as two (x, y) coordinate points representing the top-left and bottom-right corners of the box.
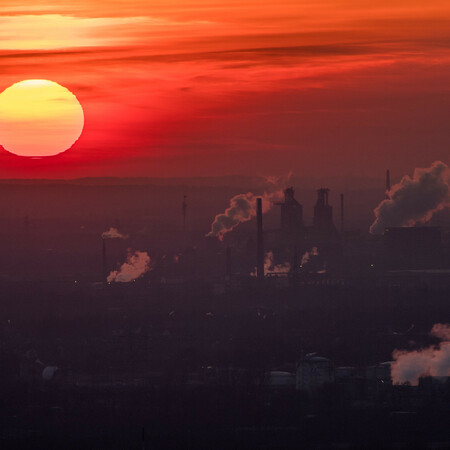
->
(391, 323), (450, 385)
(102, 227), (129, 240)
(301, 247), (319, 266)
(370, 161), (450, 234)
(107, 251), (150, 283)
(207, 190), (283, 240)
(251, 251), (290, 277)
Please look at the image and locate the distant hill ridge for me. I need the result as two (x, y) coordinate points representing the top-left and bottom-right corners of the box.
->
(0, 174), (384, 190)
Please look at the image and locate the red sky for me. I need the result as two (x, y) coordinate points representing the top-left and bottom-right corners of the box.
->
(0, 0), (449, 179)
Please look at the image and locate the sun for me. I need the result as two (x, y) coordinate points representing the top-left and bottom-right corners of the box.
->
(0, 79), (84, 157)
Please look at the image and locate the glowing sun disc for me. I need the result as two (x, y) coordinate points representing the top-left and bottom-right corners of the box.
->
(0, 79), (84, 157)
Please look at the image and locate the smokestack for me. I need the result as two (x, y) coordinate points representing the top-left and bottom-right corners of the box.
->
(256, 198), (264, 281)
(371, 161), (449, 234)
(386, 169), (391, 199)
(23, 215), (30, 279)
(340, 193), (344, 234)
(102, 238), (107, 281)
(226, 247), (232, 278)
(292, 246), (298, 275)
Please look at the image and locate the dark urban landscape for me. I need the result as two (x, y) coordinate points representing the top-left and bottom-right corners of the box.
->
(0, 174), (450, 448)
(2, 1), (450, 447)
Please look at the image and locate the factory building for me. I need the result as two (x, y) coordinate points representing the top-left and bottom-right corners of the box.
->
(296, 353), (334, 392)
(275, 186), (337, 236)
(259, 186), (342, 276)
(313, 188), (335, 231)
(265, 371), (296, 389)
(277, 187), (304, 236)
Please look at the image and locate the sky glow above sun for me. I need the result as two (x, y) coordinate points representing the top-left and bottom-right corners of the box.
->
(0, 79), (84, 157)
(0, 1), (449, 177)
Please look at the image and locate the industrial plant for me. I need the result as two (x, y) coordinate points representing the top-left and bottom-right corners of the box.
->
(1, 169), (450, 448)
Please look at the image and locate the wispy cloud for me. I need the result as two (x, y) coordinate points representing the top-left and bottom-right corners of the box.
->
(0, 0), (449, 178)
(0, 13), (213, 50)
(0, 14), (145, 50)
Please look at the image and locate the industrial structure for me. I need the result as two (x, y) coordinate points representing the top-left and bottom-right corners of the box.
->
(256, 197), (265, 281)
(3, 175), (450, 448)
(276, 187), (303, 235)
(257, 186), (342, 276)
(274, 186), (338, 239)
(313, 188), (334, 231)
(296, 353), (334, 392)
(385, 169), (391, 199)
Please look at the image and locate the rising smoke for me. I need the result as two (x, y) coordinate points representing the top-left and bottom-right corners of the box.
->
(370, 161), (450, 234)
(206, 175), (294, 240)
(107, 251), (150, 283)
(391, 323), (450, 385)
(102, 227), (129, 240)
(207, 191), (283, 240)
(251, 251), (291, 277)
(301, 247), (319, 266)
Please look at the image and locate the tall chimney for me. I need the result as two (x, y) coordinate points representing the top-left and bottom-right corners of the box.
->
(386, 170), (391, 199)
(102, 238), (107, 281)
(256, 198), (264, 281)
(292, 246), (298, 275)
(340, 193), (344, 234)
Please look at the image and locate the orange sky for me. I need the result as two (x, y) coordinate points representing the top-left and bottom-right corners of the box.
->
(0, 0), (449, 178)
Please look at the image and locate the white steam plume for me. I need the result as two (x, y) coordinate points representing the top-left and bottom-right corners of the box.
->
(102, 227), (129, 240)
(107, 251), (150, 283)
(207, 191), (283, 240)
(391, 323), (450, 385)
(370, 161), (450, 234)
(251, 251), (290, 277)
(206, 174), (294, 240)
(301, 247), (319, 266)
